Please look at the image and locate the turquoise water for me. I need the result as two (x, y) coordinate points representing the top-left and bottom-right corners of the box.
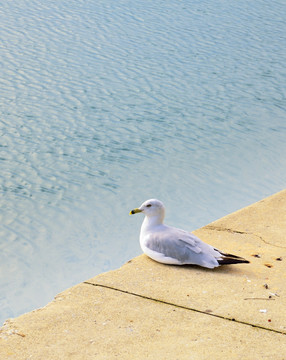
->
(1, 0), (286, 323)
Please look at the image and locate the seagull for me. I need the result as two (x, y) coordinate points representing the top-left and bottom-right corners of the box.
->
(130, 199), (249, 269)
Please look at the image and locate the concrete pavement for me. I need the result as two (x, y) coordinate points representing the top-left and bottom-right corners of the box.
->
(1, 190), (285, 359)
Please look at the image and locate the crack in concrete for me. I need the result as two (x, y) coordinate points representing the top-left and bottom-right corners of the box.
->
(84, 282), (286, 336)
(203, 225), (286, 249)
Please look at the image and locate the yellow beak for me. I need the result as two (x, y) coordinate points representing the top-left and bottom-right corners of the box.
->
(129, 208), (142, 215)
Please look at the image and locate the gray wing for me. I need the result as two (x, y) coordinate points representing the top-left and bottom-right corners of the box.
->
(145, 226), (218, 265)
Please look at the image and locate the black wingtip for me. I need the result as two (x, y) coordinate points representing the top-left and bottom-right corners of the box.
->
(216, 250), (250, 265)
(218, 258), (250, 265)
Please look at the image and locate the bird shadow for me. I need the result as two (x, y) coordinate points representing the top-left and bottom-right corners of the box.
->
(180, 263), (250, 276)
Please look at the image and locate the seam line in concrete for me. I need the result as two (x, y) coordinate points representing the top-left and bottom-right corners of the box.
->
(203, 225), (286, 249)
(84, 281), (285, 336)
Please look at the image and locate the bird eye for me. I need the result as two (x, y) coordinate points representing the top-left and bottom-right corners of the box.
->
(146, 204), (152, 207)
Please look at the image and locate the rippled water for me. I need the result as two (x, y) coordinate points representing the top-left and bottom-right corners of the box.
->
(1, 0), (286, 323)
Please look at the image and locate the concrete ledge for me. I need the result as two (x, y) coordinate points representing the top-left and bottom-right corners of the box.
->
(1, 190), (286, 359)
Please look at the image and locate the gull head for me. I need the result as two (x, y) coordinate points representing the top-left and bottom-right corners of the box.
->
(129, 199), (165, 219)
